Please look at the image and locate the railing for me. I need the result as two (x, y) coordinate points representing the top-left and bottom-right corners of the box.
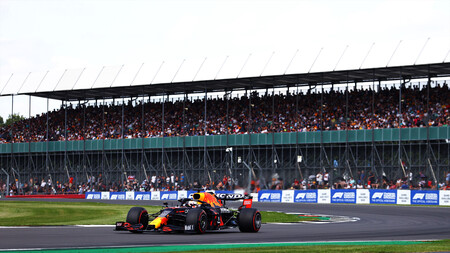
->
(1, 126), (448, 153)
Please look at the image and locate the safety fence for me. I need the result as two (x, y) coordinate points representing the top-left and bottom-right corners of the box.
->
(85, 189), (450, 206)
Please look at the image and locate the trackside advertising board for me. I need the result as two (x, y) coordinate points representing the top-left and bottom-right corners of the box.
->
(258, 190), (282, 202)
(101, 192), (110, 200)
(411, 190), (439, 205)
(370, 190), (397, 204)
(160, 191), (178, 200)
(317, 189), (331, 203)
(84, 190), (449, 205)
(294, 190), (317, 203)
(440, 190), (450, 206)
(282, 190), (295, 203)
(85, 192), (101, 199)
(110, 192), (126, 200)
(356, 189), (370, 204)
(396, 190), (411, 205)
(134, 192), (151, 200)
(331, 189), (356, 203)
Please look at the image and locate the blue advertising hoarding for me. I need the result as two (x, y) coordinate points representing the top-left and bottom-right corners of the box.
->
(134, 192), (151, 200)
(258, 190), (282, 202)
(85, 192), (101, 199)
(294, 190), (317, 203)
(110, 192), (126, 200)
(331, 189), (356, 203)
(160, 191), (178, 200)
(370, 190), (397, 204)
(411, 190), (439, 205)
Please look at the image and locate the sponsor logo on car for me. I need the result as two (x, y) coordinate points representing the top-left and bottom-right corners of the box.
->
(184, 225), (194, 231)
(216, 193), (244, 199)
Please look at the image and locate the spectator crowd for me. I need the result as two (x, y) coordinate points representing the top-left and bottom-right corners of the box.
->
(1, 83), (449, 195)
(0, 84), (448, 143)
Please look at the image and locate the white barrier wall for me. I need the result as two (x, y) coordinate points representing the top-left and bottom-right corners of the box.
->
(356, 189), (370, 204)
(85, 189), (450, 206)
(439, 190), (450, 205)
(317, 189), (331, 203)
(282, 190), (295, 203)
(397, 190), (411, 205)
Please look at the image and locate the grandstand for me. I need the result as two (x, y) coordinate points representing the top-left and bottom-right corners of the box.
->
(0, 62), (449, 195)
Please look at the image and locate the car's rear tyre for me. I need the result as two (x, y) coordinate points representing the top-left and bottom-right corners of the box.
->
(238, 208), (261, 232)
(185, 208), (207, 234)
(126, 207), (148, 233)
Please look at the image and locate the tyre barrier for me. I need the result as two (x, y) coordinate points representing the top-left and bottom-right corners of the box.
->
(85, 189), (450, 206)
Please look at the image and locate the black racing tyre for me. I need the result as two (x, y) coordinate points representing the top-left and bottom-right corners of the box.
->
(184, 208), (207, 234)
(126, 207), (148, 232)
(238, 208), (261, 232)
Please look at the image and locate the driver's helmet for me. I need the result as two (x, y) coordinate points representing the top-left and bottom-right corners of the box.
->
(188, 200), (198, 207)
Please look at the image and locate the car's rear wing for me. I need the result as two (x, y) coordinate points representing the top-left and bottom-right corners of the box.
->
(214, 193), (253, 208)
(214, 193), (250, 201)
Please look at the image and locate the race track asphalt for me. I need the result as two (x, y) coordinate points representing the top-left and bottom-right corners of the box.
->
(0, 199), (449, 250)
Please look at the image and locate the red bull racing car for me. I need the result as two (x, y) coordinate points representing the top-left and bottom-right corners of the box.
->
(115, 192), (261, 234)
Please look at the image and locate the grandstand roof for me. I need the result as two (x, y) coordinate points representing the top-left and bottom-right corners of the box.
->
(7, 62), (450, 101)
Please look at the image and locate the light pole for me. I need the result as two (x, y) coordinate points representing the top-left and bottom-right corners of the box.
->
(225, 147), (233, 188)
(1, 168), (9, 197)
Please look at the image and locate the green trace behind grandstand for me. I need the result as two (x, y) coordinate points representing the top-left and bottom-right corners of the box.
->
(1, 126), (448, 153)
(2, 240), (449, 253)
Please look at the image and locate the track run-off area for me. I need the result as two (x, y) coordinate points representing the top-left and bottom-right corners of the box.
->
(0, 199), (449, 252)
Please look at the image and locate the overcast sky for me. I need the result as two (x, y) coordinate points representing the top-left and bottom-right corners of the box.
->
(0, 0), (449, 120)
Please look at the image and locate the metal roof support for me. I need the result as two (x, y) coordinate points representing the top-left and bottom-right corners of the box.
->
(1, 73), (13, 95)
(334, 45), (349, 71)
(386, 40), (402, 67)
(359, 42), (375, 69)
(171, 59), (186, 83)
(214, 56), (228, 80)
(414, 38), (430, 65)
(309, 47), (323, 73)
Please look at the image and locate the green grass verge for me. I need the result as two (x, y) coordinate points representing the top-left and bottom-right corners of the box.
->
(0, 201), (161, 226)
(166, 240), (450, 253)
(1, 240), (449, 253)
(0, 201), (318, 226)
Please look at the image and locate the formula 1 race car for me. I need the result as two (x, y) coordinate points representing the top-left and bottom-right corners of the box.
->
(115, 192), (261, 234)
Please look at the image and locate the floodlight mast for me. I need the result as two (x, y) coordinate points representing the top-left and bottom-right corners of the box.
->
(225, 147), (233, 183)
(1, 168), (9, 197)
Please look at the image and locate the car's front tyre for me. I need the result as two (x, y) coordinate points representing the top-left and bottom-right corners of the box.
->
(185, 208), (207, 234)
(126, 207), (148, 233)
